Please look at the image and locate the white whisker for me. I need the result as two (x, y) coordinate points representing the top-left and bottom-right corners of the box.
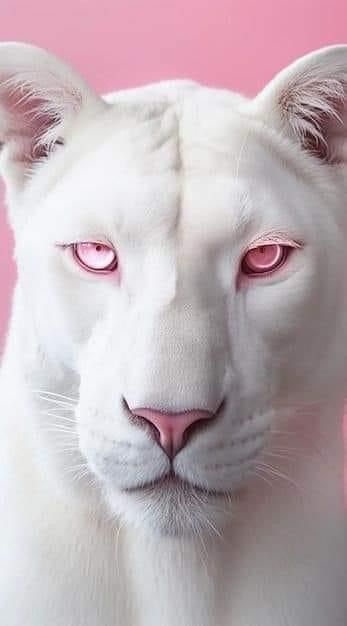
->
(191, 490), (225, 543)
(264, 451), (298, 462)
(270, 429), (297, 436)
(249, 469), (274, 489)
(114, 519), (127, 579)
(192, 521), (209, 573)
(257, 461), (305, 494)
(41, 411), (76, 422)
(57, 445), (81, 454)
(32, 388), (78, 403)
(39, 398), (75, 409)
(64, 462), (91, 484)
(43, 425), (77, 435)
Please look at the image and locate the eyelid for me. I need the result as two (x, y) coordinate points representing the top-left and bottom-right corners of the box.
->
(55, 237), (115, 249)
(246, 234), (304, 251)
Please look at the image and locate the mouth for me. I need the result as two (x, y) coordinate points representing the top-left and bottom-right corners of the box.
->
(123, 470), (239, 499)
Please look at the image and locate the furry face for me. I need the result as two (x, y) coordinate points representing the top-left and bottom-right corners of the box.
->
(2, 44), (347, 534)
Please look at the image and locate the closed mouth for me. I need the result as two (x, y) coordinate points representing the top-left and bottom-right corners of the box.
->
(123, 470), (237, 498)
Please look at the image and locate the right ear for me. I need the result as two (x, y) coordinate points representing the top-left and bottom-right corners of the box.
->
(251, 45), (347, 164)
(0, 42), (107, 200)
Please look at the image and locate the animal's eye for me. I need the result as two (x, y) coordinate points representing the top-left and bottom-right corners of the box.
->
(72, 242), (118, 273)
(241, 244), (290, 276)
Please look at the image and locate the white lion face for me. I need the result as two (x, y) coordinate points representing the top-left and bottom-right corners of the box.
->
(2, 44), (347, 534)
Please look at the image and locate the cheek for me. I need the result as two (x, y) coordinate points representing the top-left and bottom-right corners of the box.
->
(46, 263), (122, 354)
(239, 261), (341, 396)
(243, 268), (319, 346)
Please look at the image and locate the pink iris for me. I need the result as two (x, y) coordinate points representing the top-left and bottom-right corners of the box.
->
(73, 242), (118, 273)
(241, 244), (287, 276)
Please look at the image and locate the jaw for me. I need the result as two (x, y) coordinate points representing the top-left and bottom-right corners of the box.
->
(103, 473), (243, 536)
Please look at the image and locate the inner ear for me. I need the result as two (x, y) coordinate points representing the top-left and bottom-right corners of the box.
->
(35, 137), (65, 160)
(0, 42), (107, 199)
(253, 46), (347, 165)
(278, 71), (347, 162)
(1, 73), (77, 165)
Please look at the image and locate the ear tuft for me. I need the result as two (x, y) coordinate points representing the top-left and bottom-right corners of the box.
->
(278, 65), (347, 161)
(0, 42), (106, 191)
(0, 70), (76, 160)
(254, 46), (347, 164)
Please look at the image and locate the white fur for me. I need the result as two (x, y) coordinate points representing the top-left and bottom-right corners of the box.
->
(0, 43), (346, 625)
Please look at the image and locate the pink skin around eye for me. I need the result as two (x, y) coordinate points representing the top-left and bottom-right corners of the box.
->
(73, 242), (118, 274)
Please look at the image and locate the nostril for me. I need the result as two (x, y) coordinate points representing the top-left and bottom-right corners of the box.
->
(180, 416), (212, 449)
(122, 398), (162, 444)
(123, 397), (221, 458)
(136, 414), (162, 445)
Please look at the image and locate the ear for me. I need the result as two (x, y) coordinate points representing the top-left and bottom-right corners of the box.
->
(0, 42), (106, 194)
(253, 45), (347, 163)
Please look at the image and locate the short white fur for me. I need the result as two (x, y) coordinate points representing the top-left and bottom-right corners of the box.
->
(0, 43), (346, 625)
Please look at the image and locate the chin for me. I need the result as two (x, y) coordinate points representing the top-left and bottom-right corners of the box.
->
(104, 475), (242, 536)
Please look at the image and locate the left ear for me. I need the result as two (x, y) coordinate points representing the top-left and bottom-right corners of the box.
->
(252, 45), (347, 163)
(0, 42), (107, 197)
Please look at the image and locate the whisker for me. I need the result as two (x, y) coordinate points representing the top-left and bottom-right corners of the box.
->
(264, 451), (298, 462)
(270, 429), (297, 436)
(71, 468), (91, 483)
(270, 447), (314, 463)
(191, 490), (225, 543)
(202, 512), (224, 543)
(64, 462), (91, 483)
(43, 425), (77, 435)
(55, 446), (80, 454)
(41, 411), (76, 422)
(115, 520), (127, 579)
(192, 522), (209, 573)
(257, 461), (305, 494)
(271, 445), (305, 453)
(32, 388), (78, 403)
(38, 398), (76, 410)
(65, 462), (88, 472)
(249, 469), (274, 489)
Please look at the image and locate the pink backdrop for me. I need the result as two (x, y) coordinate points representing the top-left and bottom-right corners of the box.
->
(0, 0), (346, 341)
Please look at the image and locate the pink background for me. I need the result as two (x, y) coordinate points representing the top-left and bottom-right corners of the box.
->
(0, 0), (346, 340)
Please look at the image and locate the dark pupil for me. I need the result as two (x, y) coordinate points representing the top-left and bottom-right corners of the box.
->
(258, 246), (266, 254)
(96, 244), (102, 252)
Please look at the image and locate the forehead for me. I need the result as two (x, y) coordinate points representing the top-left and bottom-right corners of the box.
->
(33, 95), (307, 243)
(81, 96), (273, 175)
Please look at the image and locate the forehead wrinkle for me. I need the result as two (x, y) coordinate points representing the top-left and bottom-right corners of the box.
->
(28, 94), (317, 250)
(177, 179), (253, 257)
(90, 106), (181, 174)
(104, 106), (182, 245)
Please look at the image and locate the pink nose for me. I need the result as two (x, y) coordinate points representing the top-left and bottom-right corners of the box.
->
(131, 407), (214, 458)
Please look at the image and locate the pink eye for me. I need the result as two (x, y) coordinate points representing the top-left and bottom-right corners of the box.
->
(72, 242), (118, 273)
(241, 244), (289, 276)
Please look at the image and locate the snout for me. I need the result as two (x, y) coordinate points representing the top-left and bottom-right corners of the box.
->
(122, 303), (230, 422)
